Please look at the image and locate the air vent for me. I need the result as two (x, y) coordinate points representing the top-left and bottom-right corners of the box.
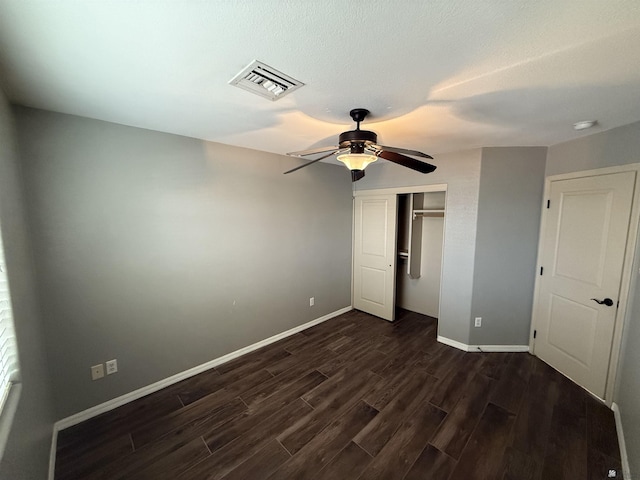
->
(229, 60), (304, 101)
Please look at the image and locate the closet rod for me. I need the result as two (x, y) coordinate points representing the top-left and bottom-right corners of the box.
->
(413, 209), (445, 220)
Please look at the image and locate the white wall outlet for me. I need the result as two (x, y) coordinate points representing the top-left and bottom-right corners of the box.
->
(91, 364), (104, 380)
(106, 359), (118, 375)
(474, 317), (482, 327)
(309, 297), (315, 306)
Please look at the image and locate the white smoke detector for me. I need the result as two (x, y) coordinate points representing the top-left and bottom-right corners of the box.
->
(573, 120), (598, 130)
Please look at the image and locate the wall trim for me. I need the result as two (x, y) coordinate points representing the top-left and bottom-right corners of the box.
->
(437, 335), (529, 353)
(353, 183), (448, 197)
(529, 164), (640, 404)
(612, 402), (632, 480)
(48, 425), (57, 480)
(53, 306), (352, 433)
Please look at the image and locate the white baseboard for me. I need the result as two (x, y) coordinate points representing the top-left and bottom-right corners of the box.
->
(612, 402), (631, 479)
(48, 425), (57, 480)
(437, 335), (469, 351)
(437, 335), (530, 353)
(53, 306), (352, 434)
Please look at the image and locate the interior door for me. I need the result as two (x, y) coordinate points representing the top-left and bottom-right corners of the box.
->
(353, 194), (398, 321)
(533, 171), (636, 398)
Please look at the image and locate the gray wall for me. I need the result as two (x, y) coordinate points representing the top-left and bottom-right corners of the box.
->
(469, 147), (547, 345)
(14, 107), (353, 418)
(0, 95), (55, 476)
(355, 149), (482, 345)
(618, 230), (640, 476)
(546, 120), (640, 476)
(546, 121), (640, 177)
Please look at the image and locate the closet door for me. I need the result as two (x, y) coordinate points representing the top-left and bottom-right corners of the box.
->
(353, 194), (398, 321)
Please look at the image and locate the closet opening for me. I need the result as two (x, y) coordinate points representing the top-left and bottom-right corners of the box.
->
(396, 192), (445, 319)
(352, 185), (446, 322)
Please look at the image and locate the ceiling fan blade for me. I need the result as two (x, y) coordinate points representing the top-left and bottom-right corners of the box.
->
(376, 150), (437, 174)
(283, 149), (340, 174)
(373, 144), (433, 159)
(287, 145), (340, 157)
(351, 170), (365, 182)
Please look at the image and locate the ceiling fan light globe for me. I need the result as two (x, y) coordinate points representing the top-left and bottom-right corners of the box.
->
(337, 153), (378, 171)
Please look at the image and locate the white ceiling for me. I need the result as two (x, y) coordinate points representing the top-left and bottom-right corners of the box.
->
(1, 1), (640, 162)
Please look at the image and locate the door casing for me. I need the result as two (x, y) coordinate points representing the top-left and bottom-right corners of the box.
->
(352, 184), (448, 321)
(530, 164), (640, 405)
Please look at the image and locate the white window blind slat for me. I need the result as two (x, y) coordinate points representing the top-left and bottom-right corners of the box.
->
(0, 230), (18, 414)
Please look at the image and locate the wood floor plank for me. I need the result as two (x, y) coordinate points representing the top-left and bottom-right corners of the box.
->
(92, 402), (243, 480)
(316, 338), (384, 378)
(205, 370), (328, 453)
(180, 353), (289, 406)
(587, 448), (622, 480)
(429, 352), (485, 412)
(312, 441), (372, 480)
(404, 444), (457, 480)
(265, 343), (338, 377)
(128, 366), (273, 449)
(160, 368), (223, 405)
(322, 330), (389, 372)
(541, 379), (588, 480)
(219, 439), (291, 480)
(363, 360), (434, 411)
(423, 346), (465, 379)
(267, 401), (378, 480)
(356, 400), (447, 480)
(301, 365), (379, 408)
(431, 373), (494, 459)
(55, 309), (619, 480)
(354, 369), (438, 456)
(179, 398), (313, 480)
(489, 353), (537, 414)
(131, 397), (247, 450)
(55, 434), (133, 480)
(449, 403), (516, 480)
(123, 437), (210, 480)
(215, 344), (289, 375)
(506, 360), (560, 479)
(56, 389), (183, 450)
(240, 362), (326, 410)
(279, 369), (381, 454)
(476, 352), (512, 380)
(500, 446), (540, 480)
(376, 348), (431, 379)
(586, 396), (621, 460)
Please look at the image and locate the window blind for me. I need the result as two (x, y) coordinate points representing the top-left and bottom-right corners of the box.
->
(0, 231), (18, 413)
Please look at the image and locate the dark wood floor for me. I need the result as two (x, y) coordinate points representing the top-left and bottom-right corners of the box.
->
(55, 309), (622, 480)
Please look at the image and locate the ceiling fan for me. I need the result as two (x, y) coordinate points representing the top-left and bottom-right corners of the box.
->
(284, 108), (436, 182)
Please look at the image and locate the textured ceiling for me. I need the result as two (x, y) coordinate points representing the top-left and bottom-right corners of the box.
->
(0, 1), (639, 162)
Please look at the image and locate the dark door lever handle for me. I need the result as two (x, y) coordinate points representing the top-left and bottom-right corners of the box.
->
(591, 298), (614, 307)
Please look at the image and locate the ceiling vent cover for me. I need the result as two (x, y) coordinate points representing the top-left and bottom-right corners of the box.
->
(229, 60), (304, 101)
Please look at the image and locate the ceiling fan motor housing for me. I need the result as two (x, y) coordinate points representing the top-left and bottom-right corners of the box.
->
(339, 129), (377, 151)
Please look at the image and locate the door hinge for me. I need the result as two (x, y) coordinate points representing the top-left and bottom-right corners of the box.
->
(533, 330), (537, 339)
(547, 199), (550, 209)
(540, 266), (544, 275)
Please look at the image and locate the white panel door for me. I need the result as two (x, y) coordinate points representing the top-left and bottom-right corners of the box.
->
(353, 195), (398, 321)
(534, 171), (636, 398)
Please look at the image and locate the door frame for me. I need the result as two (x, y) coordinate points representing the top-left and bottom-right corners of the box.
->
(352, 183), (448, 321)
(529, 164), (640, 404)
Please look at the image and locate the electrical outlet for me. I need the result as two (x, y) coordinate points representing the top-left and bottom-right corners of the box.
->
(106, 359), (118, 375)
(91, 364), (104, 380)
(474, 317), (482, 327)
(309, 297), (315, 307)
